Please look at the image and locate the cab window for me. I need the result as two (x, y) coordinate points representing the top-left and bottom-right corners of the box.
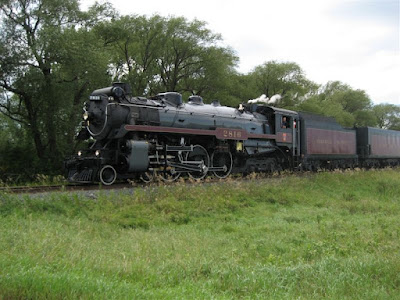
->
(281, 116), (290, 128)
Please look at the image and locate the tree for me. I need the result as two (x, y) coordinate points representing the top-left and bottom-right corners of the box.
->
(156, 17), (236, 95)
(373, 103), (400, 130)
(179, 45), (238, 101)
(95, 15), (164, 96)
(96, 15), (238, 99)
(0, 0), (111, 170)
(210, 72), (259, 107)
(249, 61), (318, 108)
(298, 81), (377, 127)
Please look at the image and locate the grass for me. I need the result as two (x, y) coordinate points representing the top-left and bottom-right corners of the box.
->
(0, 173), (67, 187)
(0, 169), (399, 299)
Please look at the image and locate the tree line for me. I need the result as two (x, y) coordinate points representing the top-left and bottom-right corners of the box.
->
(0, 0), (399, 180)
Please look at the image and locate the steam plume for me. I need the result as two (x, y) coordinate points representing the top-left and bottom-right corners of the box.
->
(248, 94), (281, 105)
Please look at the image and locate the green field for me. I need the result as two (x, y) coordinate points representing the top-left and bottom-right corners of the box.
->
(1, 169), (399, 299)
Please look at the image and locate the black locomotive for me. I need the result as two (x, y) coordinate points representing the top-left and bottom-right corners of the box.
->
(65, 83), (400, 185)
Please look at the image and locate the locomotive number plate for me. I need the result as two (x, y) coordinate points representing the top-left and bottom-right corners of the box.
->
(215, 128), (248, 140)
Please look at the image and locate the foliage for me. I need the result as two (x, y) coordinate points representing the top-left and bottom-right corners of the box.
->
(248, 61), (318, 108)
(0, 114), (39, 182)
(373, 103), (400, 130)
(0, 0), (111, 169)
(0, 169), (399, 298)
(297, 81), (378, 127)
(95, 15), (238, 100)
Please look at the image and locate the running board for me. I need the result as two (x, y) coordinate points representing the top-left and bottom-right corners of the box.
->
(166, 145), (194, 152)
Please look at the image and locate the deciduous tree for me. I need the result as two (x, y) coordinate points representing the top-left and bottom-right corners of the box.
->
(298, 81), (377, 127)
(0, 0), (111, 169)
(373, 103), (400, 130)
(249, 61), (318, 108)
(96, 15), (238, 99)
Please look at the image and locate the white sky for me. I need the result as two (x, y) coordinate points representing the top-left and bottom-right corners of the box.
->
(81, 0), (400, 105)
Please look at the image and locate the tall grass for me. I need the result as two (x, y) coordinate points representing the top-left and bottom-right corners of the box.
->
(1, 169), (399, 299)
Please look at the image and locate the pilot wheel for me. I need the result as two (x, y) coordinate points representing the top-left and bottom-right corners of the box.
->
(99, 165), (117, 185)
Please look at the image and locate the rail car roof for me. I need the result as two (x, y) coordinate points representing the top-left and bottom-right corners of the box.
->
(298, 112), (337, 123)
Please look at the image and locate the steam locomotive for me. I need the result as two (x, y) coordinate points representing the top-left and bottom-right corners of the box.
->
(65, 83), (400, 185)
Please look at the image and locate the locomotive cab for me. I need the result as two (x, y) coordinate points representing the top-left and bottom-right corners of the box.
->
(246, 104), (300, 163)
(245, 104), (298, 135)
(268, 107), (299, 153)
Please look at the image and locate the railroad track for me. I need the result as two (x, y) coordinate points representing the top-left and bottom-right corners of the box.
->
(1, 168), (385, 195)
(0, 175), (251, 195)
(0, 185), (66, 194)
(0, 182), (136, 195)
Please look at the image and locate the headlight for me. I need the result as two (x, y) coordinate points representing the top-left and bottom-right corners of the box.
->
(83, 111), (89, 121)
(77, 151), (82, 156)
(95, 150), (100, 157)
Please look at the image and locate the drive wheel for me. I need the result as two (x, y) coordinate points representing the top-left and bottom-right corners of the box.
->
(99, 165), (117, 185)
(185, 145), (210, 180)
(159, 166), (181, 182)
(159, 153), (181, 182)
(211, 151), (233, 179)
(140, 170), (155, 183)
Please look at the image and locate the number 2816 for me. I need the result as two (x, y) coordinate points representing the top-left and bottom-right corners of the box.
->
(223, 130), (242, 138)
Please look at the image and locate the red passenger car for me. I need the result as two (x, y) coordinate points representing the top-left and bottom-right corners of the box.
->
(299, 113), (358, 170)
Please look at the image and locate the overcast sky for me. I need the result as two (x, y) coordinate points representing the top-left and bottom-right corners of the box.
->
(81, 0), (399, 105)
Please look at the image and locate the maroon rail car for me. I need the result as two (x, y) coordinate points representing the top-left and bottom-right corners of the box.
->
(357, 127), (400, 167)
(299, 113), (357, 169)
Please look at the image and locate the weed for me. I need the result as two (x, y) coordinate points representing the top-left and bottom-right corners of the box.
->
(343, 192), (358, 202)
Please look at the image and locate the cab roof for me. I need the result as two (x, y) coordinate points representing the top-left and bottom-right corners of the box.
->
(246, 103), (298, 116)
